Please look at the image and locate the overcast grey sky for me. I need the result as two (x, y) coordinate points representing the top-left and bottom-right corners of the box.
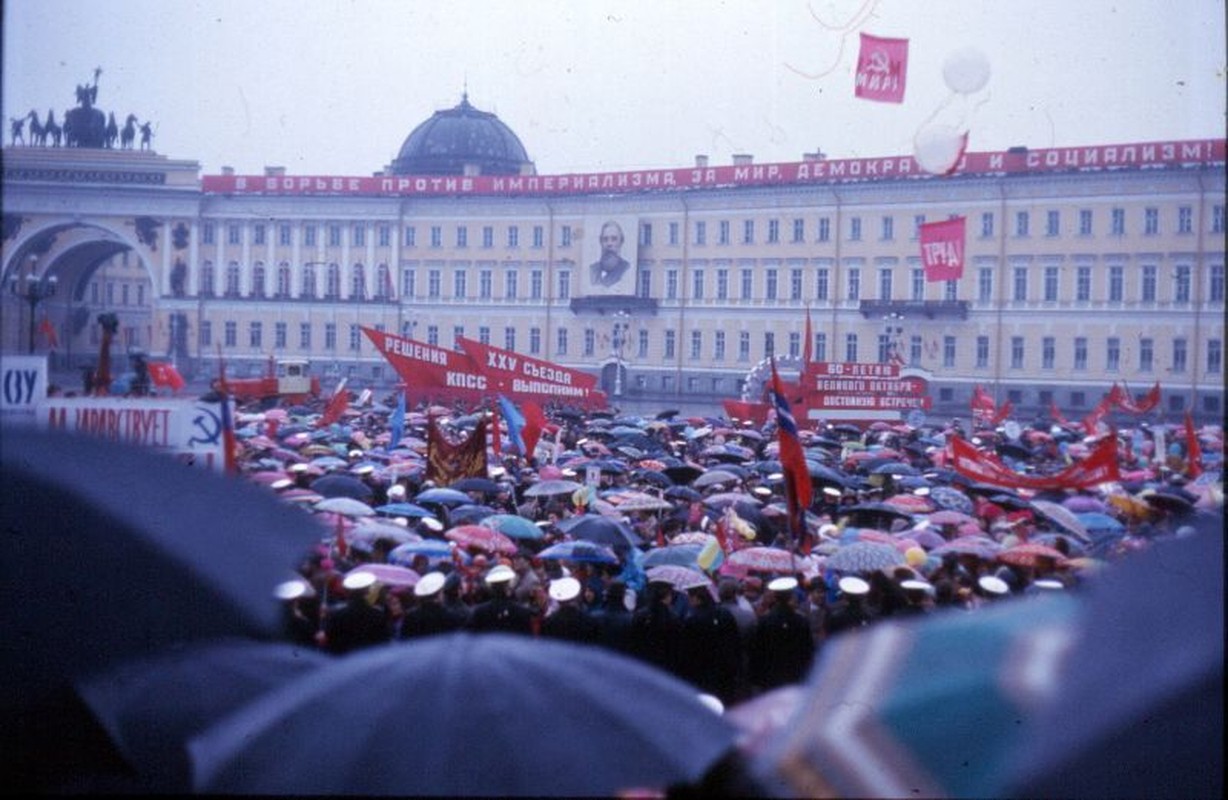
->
(3, 0), (1224, 176)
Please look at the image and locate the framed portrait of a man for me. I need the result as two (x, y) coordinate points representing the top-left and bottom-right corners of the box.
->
(582, 216), (638, 295)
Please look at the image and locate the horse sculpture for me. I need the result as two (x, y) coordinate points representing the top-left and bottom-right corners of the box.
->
(105, 113), (119, 149)
(120, 114), (137, 150)
(27, 110), (45, 146)
(43, 110), (62, 147)
(9, 116), (25, 146)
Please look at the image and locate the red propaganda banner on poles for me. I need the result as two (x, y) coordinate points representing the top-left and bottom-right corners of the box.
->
(854, 32), (908, 103)
(949, 435), (1121, 491)
(921, 217), (966, 281)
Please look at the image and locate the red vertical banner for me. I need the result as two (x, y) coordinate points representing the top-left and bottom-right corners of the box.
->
(854, 33), (909, 103)
(920, 216), (966, 282)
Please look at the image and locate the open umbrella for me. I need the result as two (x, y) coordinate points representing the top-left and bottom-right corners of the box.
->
(374, 501), (436, 519)
(997, 543), (1069, 569)
(312, 496), (375, 517)
(348, 519), (422, 546)
(825, 540), (907, 573)
(556, 514), (642, 550)
(1, 428), (325, 789)
(694, 468), (743, 488)
(663, 464), (705, 485)
(414, 487), (474, 506)
(344, 563), (421, 589)
(1031, 499), (1091, 541)
(930, 536), (1003, 560)
(727, 546), (800, 574)
(642, 543), (705, 569)
(445, 504), (498, 525)
(483, 513), (544, 541)
(188, 634), (737, 796)
(524, 479), (586, 497)
(309, 473), (373, 500)
(445, 525), (517, 556)
(447, 477), (502, 495)
(665, 485), (704, 503)
(838, 503), (916, 530)
(1073, 512), (1125, 534)
(646, 565), (715, 593)
(929, 485), (975, 515)
(388, 540), (465, 566)
(537, 540), (621, 565)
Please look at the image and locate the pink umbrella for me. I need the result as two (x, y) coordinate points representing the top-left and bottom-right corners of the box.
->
(344, 563), (421, 589)
(727, 546), (801, 573)
(927, 509), (978, 527)
(444, 524), (517, 556)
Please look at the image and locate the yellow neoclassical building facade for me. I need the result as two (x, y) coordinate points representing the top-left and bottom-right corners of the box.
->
(2, 102), (1224, 421)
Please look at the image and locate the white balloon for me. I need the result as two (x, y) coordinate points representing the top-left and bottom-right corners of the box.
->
(913, 124), (966, 175)
(943, 47), (991, 95)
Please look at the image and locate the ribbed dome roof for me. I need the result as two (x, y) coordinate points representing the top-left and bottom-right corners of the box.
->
(390, 93), (530, 176)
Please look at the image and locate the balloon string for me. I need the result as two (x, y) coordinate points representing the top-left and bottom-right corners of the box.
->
(784, 0), (880, 81)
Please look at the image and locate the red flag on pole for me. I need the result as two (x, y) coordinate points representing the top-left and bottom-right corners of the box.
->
(316, 379), (349, 428)
(769, 358), (812, 541)
(1184, 410), (1203, 479)
(521, 400), (547, 461)
(920, 217), (966, 282)
(147, 361), (186, 392)
(802, 305), (813, 365)
(854, 32), (909, 103)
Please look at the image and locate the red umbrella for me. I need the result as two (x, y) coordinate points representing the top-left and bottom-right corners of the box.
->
(444, 525), (517, 556)
(997, 543), (1069, 569)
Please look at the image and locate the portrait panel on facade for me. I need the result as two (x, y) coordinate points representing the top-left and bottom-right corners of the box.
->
(582, 216), (638, 296)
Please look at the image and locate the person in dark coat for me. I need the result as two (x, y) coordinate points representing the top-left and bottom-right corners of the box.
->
(466, 565), (534, 635)
(540, 577), (599, 644)
(824, 575), (876, 636)
(748, 577), (816, 692)
(323, 571), (393, 655)
(680, 583), (745, 705)
(592, 579), (636, 656)
(401, 572), (467, 639)
(628, 578), (684, 678)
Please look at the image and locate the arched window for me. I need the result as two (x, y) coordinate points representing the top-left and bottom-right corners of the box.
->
(225, 261), (241, 297)
(199, 261), (215, 297)
(276, 261), (291, 297)
(300, 262), (317, 299)
(251, 262), (266, 298)
(326, 263), (341, 299)
(351, 263), (366, 300)
(376, 263), (393, 300)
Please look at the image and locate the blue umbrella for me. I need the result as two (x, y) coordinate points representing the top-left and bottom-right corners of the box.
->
(1073, 512), (1125, 533)
(641, 543), (704, 569)
(414, 487), (473, 506)
(374, 502), (436, 519)
(388, 540), (465, 566)
(483, 513), (545, 541)
(556, 514), (642, 551)
(538, 540), (620, 564)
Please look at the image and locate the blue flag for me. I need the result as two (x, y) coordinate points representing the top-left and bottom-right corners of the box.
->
(389, 390), (406, 449)
(497, 394), (526, 455)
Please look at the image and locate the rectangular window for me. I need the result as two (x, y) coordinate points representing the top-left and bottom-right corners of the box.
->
(764, 331), (776, 358)
(254, 224), (266, 245)
(352, 225), (364, 247)
(1210, 265), (1225, 302)
(378, 225), (390, 247)
(1141, 265), (1157, 302)
(1174, 265), (1191, 304)
(299, 323), (311, 349)
(669, 222), (680, 246)
(532, 225), (544, 248)
(716, 268), (729, 300)
(1106, 337), (1120, 372)
(943, 336), (956, 368)
(765, 269), (778, 301)
(223, 321), (237, 347)
(790, 269), (803, 301)
(849, 217), (862, 241)
(1076, 266), (1092, 302)
(1043, 266), (1059, 302)
(816, 268), (829, 301)
(814, 332), (827, 362)
(1013, 267), (1028, 302)
(430, 226), (442, 248)
(504, 327), (516, 351)
(199, 320), (212, 347)
(1079, 209), (1093, 236)
(977, 268), (992, 303)
(1139, 338), (1154, 372)
(248, 321), (262, 349)
(980, 212), (993, 238)
(740, 269), (753, 300)
(1177, 206), (1193, 234)
(558, 271), (570, 301)
(482, 226), (494, 248)
(530, 270), (542, 300)
(1109, 266), (1124, 302)
(913, 268), (927, 301)
(328, 225), (341, 247)
(817, 217), (831, 242)
(1010, 336), (1024, 369)
(846, 333), (859, 363)
(228, 224), (241, 245)
(881, 216), (894, 241)
(1213, 204), (1226, 234)
(692, 269), (705, 300)
(454, 270), (467, 299)
(690, 330), (702, 359)
(743, 219), (755, 244)
(507, 226), (519, 248)
(846, 268), (860, 300)
(663, 330), (676, 359)
(1073, 337), (1088, 370)
(202, 223), (215, 245)
(274, 322), (287, 349)
(1015, 211), (1029, 237)
(878, 268), (893, 301)
(561, 226), (572, 247)
(666, 269), (679, 300)
(1144, 207), (1159, 235)
(738, 331), (750, 361)
(914, 214), (926, 240)
(324, 323), (337, 350)
(718, 220), (730, 245)
(1042, 337), (1056, 369)
(456, 226), (468, 248)
(768, 219), (779, 243)
(349, 324), (361, 351)
(1172, 338), (1187, 372)
(695, 220), (707, 245)
(529, 327), (541, 356)
(975, 336), (990, 368)
(714, 330), (726, 360)
(1111, 208), (1125, 235)
(556, 328), (568, 356)
(641, 223), (653, 246)
(788, 332), (801, 358)
(1046, 210), (1060, 237)
(1207, 339), (1222, 374)
(792, 218), (805, 243)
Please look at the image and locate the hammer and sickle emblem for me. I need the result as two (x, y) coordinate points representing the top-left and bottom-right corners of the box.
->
(866, 48), (891, 74)
(187, 406), (223, 447)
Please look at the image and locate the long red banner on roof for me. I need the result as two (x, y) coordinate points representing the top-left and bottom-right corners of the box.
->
(203, 139), (1225, 197)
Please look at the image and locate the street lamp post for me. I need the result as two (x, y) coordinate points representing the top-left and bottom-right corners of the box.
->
(9, 268), (58, 354)
(611, 312), (629, 397)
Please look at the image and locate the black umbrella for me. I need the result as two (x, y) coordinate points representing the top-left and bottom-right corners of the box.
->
(664, 464), (705, 485)
(1, 428), (325, 788)
(838, 502), (916, 529)
(445, 504), (498, 526)
(309, 473), (374, 500)
(556, 514), (643, 551)
(665, 485), (704, 502)
(807, 462), (849, 487)
(631, 469), (674, 488)
(447, 477), (502, 495)
(188, 634), (737, 796)
(74, 639), (329, 793)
